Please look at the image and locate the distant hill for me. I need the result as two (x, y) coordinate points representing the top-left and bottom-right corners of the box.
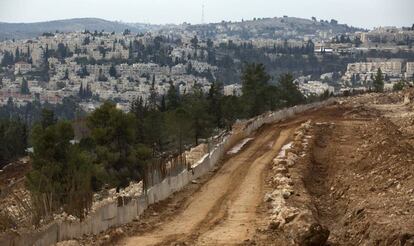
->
(0, 16), (366, 41)
(0, 18), (152, 40)
(185, 16), (366, 40)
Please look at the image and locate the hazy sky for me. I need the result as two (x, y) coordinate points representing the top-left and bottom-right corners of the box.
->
(0, 0), (412, 29)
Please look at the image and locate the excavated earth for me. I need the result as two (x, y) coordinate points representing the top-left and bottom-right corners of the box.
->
(64, 91), (414, 245)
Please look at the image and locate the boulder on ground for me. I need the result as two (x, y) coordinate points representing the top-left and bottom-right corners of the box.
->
(298, 223), (330, 246)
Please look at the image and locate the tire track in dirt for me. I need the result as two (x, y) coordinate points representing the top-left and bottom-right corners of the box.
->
(121, 124), (294, 246)
(194, 127), (294, 245)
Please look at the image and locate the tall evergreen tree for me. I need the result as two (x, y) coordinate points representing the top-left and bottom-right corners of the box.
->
(185, 87), (212, 145)
(130, 97), (147, 143)
(1, 51), (14, 66)
(109, 64), (117, 78)
(208, 81), (223, 128)
(191, 36), (199, 49)
(143, 109), (164, 154)
(15, 47), (20, 61)
(63, 69), (69, 80)
(78, 65), (89, 78)
(166, 81), (180, 110)
(27, 120), (95, 221)
(149, 76), (158, 110)
(166, 107), (191, 156)
(40, 108), (56, 129)
(21, 77), (30, 95)
(0, 118), (28, 168)
(160, 95), (167, 112)
(241, 63), (270, 117)
(87, 101), (140, 188)
(79, 83), (84, 98)
(373, 68), (384, 93)
(277, 73), (305, 107)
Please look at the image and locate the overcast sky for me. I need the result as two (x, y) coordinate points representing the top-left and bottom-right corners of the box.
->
(0, 0), (412, 29)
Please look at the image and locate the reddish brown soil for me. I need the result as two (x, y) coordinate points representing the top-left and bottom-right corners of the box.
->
(43, 91), (414, 245)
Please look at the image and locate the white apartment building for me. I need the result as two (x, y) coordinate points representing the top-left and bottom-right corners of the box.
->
(406, 62), (414, 79)
(14, 61), (32, 74)
(346, 61), (403, 78)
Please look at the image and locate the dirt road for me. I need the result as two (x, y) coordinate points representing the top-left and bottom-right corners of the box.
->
(122, 124), (296, 246)
(72, 91), (414, 245)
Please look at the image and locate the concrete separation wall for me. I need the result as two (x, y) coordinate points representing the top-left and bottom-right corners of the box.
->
(0, 99), (335, 246)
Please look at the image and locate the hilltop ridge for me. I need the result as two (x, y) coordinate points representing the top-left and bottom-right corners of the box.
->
(0, 18), (152, 40)
(0, 16), (365, 41)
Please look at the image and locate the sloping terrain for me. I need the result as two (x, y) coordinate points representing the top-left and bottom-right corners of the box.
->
(0, 18), (150, 40)
(0, 16), (364, 41)
(186, 16), (364, 40)
(121, 124), (295, 245)
(254, 92), (414, 245)
(0, 158), (31, 231)
(54, 91), (414, 245)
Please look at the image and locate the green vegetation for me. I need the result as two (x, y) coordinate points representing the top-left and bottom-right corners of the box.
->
(20, 77), (30, 94)
(0, 97), (84, 169)
(27, 116), (94, 222)
(241, 63), (271, 117)
(86, 102), (150, 188)
(373, 68), (384, 92)
(0, 96), (84, 126)
(393, 81), (405, 91)
(109, 64), (117, 78)
(278, 74), (306, 106)
(0, 118), (28, 168)
(18, 63), (319, 223)
(79, 83), (93, 99)
(241, 63), (305, 117)
(0, 51), (14, 66)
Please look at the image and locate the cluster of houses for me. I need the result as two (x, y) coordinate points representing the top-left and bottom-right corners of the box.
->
(0, 24), (413, 110)
(344, 60), (414, 83)
(314, 26), (414, 55)
(0, 31), (223, 110)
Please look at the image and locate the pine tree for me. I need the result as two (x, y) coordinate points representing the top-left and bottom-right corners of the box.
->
(43, 44), (49, 61)
(160, 95), (167, 112)
(79, 83), (84, 99)
(191, 36), (199, 49)
(15, 48), (20, 62)
(130, 96), (147, 143)
(42, 60), (50, 82)
(86, 83), (92, 98)
(40, 108), (56, 129)
(1, 51), (14, 66)
(185, 87), (212, 145)
(109, 64), (117, 78)
(241, 63), (270, 117)
(27, 120), (95, 221)
(78, 65), (89, 78)
(278, 73), (305, 107)
(208, 81), (223, 128)
(63, 69), (69, 80)
(167, 81), (180, 110)
(87, 101), (143, 188)
(166, 107), (191, 156)
(149, 76), (158, 110)
(0, 118), (28, 168)
(129, 41), (133, 59)
(373, 68), (384, 93)
(21, 77), (30, 94)
(187, 62), (193, 74)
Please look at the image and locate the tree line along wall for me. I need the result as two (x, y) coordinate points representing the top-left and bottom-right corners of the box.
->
(0, 98), (335, 246)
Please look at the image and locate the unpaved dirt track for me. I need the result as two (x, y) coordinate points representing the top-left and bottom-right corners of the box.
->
(122, 124), (295, 246)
